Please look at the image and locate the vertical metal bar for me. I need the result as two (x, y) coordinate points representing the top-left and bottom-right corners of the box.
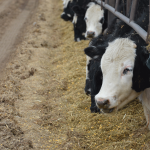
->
(96, 0), (147, 41)
(105, 0), (109, 4)
(115, 0), (120, 11)
(126, 0), (132, 16)
(101, 0), (104, 9)
(129, 0), (139, 22)
(146, 0), (150, 44)
(108, 0), (116, 26)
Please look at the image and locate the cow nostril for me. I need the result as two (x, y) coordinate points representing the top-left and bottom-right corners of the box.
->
(87, 31), (95, 36)
(103, 99), (109, 105)
(96, 99), (109, 109)
(103, 99), (109, 109)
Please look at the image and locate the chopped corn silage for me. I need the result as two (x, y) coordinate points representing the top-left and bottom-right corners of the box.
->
(40, 0), (150, 149)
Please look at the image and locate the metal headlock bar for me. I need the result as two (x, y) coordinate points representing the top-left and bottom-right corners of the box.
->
(96, 0), (148, 42)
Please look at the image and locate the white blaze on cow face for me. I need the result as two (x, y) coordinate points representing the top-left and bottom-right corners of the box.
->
(95, 38), (140, 110)
(86, 56), (91, 79)
(85, 2), (104, 38)
(72, 13), (78, 24)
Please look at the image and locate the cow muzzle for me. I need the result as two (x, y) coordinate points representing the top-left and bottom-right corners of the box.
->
(86, 31), (95, 38)
(96, 98), (113, 113)
(61, 13), (71, 21)
(96, 99), (110, 109)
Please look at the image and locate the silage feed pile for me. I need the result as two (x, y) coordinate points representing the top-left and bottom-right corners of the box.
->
(43, 1), (150, 149)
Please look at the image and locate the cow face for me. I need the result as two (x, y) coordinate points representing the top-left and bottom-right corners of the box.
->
(95, 38), (141, 111)
(85, 2), (104, 39)
(61, 0), (74, 21)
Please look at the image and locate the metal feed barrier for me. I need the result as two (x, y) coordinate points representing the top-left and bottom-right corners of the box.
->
(96, 0), (150, 42)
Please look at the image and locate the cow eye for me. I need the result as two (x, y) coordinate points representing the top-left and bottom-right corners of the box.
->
(99, 17), (104, 24)
(84, 17), (87, 21)
(123, 68), (132, 75)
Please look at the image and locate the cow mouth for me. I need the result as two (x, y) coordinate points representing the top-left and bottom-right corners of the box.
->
(101, 108), (114, 113)
(86, 35), (94, 39)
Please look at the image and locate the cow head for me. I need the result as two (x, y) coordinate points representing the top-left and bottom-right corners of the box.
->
(61, 0), (74, 21)
(95, 38), (139, 111)
(84, 2), (104, 39)
(86, 38), (150, 112)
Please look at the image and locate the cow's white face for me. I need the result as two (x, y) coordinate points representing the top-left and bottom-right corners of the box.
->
(95, 38), (141, 111)
(85, 3), (104, 38)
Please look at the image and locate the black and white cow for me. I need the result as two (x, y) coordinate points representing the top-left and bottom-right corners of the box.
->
(84, 0), (149, 114)
(61, 1), (108, 42)
(72, 1), (108, 41)
(85, 1), (150, 129)
(61, 0), (91, 41)
(61, 0), (74, 21)
(85, 17), (131, 112)
(71, 0), (92, 41)
(84, 0), (128, 39)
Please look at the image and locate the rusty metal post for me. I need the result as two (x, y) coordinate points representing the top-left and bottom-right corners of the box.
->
(129, 0), (139, 22)
(108, 0), (116, 26)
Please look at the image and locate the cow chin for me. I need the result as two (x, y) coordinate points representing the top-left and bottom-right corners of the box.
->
(101, 108), (114, 113)
(61, 13), (71, 21)
(95, 89), (140, 113)
(86, 35), (95, 39)
(116, 90), (141, 110)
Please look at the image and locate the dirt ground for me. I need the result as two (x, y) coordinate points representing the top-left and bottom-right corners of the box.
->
(0, 0), (150, 150)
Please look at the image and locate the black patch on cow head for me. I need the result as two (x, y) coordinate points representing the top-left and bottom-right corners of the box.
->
(132, 46), (150, 92)
(72, 5), (85, 16)
(61, 13), (72, 21)
(128, 5), (150, 92)
(61, 2), (74, 21)
(84, 45), (106, 60)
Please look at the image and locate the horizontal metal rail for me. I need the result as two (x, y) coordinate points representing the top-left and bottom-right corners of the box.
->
(96, 0), (148, 41)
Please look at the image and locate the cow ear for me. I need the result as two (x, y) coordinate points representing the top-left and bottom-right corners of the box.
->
(84, 46), (105, 59)
(84, 46), (99, 59)
(72, 5), (85, 16)
(86, 2), (95, 9)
